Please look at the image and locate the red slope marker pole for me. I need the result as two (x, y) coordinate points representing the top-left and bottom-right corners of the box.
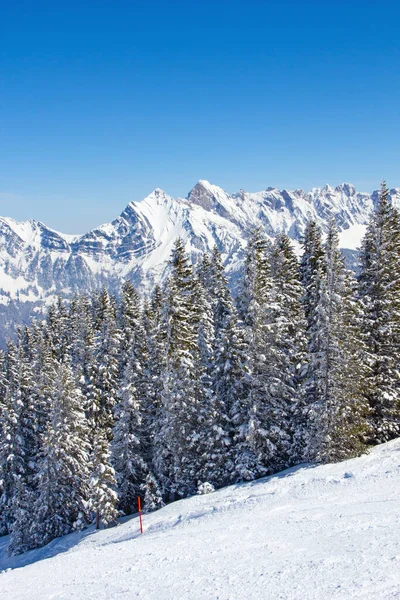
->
(138, 496), (143, 534)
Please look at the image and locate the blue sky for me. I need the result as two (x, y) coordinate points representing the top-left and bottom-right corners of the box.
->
(1, 0), (400, 232)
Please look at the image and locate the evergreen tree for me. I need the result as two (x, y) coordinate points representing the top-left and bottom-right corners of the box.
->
(247, 234), (307, 473)
(84, 288), (120, 525)
(237, 227), (273, 328)
(305, 218), (369, 462)
(199, 247), (251, 485)
(89, 430), (118, 529)
(46, 297), (71, 362)
(142, 472), (164, 513)
(358, 181), (400, 442)
(154, 239), (205, 499)
(68, 294), (96, 387)
(118, 281), (142, 376)
(87, 288), (121, 438)
(22, 361), (90, 552)
(191, 275), (221, 487)
(299, 220), (326, 447)
(112, 332), (150, 516)
(142, 288), (166, 488)
(0, 339), (38, 540)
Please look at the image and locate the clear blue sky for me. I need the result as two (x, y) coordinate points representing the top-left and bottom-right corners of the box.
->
(1, 0), (400, 232)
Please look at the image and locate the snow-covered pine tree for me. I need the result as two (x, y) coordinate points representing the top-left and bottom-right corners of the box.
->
(267, 234), (308, 467)
(45, 297), (71, 362)
(7, 474), (34, 555)
(190, 274), (221, 487)
(299, 220), (326, 434)
(8, 324), (57, 554)
(154, 238), (205, 500)
(142, 472), (164, 513)
(246, 234), (307, 473)
(87, 287), (121, 438)
(358, 181), (400, 442)
(142, 290), (165, 440)
(112, 309), (150, 516)
(68, 294), (96, 387)
(84, 288), (120, 525)
(305, 217), (369, 462)
(198, 247), (251, 485)
(0, 347), (10, 536)
(300, 221), (326, 332)
(0, 338), (38, 543)
(236, 228), (276, 477)
(23, 360), (90, 552)
(117, 281), (142, 376)
(237, 227), (272, 328)
(89, 429), (118, 529)
(141, 289), (166, 499)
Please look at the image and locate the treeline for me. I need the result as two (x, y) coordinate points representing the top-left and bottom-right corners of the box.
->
(1, 182), (399, 555)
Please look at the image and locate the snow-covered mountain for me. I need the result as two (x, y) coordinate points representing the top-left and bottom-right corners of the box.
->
(1, 438), (400, 599)
(0, 180), (399, 342)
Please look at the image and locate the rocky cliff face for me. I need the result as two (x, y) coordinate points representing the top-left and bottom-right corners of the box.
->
(0, 180), (398, 344)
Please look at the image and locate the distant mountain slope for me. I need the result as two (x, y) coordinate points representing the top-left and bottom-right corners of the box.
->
(1, 438), (400, 599)
(0, 180), (399, 343)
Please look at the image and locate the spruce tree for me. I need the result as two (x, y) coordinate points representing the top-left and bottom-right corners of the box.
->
(247, 234), (307, 473)
(305, 218), (369, 462)
(24, 361), (90, 552)
(199, 247), (251, 485)
(0, 339), (38, 542)
(142, 472), (165, 513)
(89, 430), (118, 529)
(112, 332), (150, 516)
(235, 229), (277, 477)
(87, 288), (121, 437)
(299, 220), (326, 447)
(154, 239), (204, 499)
(358, 181), (400, 442)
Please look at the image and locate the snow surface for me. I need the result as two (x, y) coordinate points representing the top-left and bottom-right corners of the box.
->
(338, 224), (368, 251)
(1, 440), (400, 599)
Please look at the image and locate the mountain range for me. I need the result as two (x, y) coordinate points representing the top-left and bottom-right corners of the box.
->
(0, 180), (399, 344)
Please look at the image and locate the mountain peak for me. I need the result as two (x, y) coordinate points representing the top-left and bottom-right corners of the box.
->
(335, 182), (356, 196)
(147, 187), (169, 198)
(196, 179), (214, 188)
(187, 180), (228, 210)
(188, 179), (224, 198)
(138, 188), (172, 208)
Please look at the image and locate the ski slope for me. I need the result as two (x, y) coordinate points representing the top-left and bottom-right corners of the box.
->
(1, 440), (400, 600)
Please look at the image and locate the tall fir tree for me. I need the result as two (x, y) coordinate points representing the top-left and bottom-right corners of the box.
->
(304, 217), (369, 462)
(154, 239), (205, 499)
(89, 429), (118, 529)
(0, 338), (38, 542)
(236, 228), (276, 477)
(112, 308), (151, 515)
(246, 234), (307, 473)
(358, 181), (400, 442)
(13, 360), (90, 553)
(87, 288), (121, 437)
(199, 247), (251, 485)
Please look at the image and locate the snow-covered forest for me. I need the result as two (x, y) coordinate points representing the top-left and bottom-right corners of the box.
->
(1, 181), (399, 556)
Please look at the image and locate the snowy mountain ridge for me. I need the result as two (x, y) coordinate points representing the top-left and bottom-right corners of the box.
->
(1, 438), (400, 599)
(0, 180), (399, 341)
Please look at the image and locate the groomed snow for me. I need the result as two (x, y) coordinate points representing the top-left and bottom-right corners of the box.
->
(1, 440), (400, 599)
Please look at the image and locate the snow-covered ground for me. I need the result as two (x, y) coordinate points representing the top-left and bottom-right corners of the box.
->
(1, 440), (400, 600)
